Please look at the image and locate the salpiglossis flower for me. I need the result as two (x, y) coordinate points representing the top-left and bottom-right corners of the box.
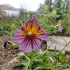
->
(13, 16), (48, 53)
(56, 20), (63, 32)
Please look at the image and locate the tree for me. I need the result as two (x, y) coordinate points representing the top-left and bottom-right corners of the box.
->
(38, 4), (49, 14)
(53, 0), (70, 20)
(45, 0), (52, 11)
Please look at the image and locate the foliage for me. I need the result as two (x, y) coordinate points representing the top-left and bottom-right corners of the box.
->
(38, 4), (49, 13)
(0, 21), (21, 36)
(13, 50), (70, 70)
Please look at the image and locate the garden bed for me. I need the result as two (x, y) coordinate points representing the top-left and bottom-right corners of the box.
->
(0, 35), (70, 70)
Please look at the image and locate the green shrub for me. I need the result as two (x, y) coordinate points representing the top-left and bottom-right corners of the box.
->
(13, 50), (70, 70)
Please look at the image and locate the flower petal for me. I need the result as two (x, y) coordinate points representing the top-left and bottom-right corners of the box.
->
(32, 16), (38, 23)
(36, 29), (49, 41)
(14, 29), (22, 36)
(32, 38), (42, 51)
(58, 20), (62, 24)
(38, 34), (49, 41)
(13, 36), (25, 44)
(13, 29), (25, 44)
(26, 19), (34, 26)
(59, 28), (62, 32)
(19, 39), (32, 53)
(26, 16), (40, 28)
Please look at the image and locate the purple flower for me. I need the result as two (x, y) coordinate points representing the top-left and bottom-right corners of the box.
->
(13, 16), (48, 53)
(56, 20), (63, 32)
(58, 20), (62, 24)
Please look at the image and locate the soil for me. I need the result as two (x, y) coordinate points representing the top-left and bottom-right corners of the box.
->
(0, 35), (19, 70)
(0, 48), (19, 70)
(0, 35), (9, 46)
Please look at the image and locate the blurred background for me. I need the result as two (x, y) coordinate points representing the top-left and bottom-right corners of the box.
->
(0, 0), (70, 36)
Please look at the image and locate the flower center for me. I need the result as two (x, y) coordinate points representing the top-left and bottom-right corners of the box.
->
(56, 24), (61, 29)
(27, 32), (32, 36)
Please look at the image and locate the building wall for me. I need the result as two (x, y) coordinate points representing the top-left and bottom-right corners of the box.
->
(5, 10), (20, 16)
